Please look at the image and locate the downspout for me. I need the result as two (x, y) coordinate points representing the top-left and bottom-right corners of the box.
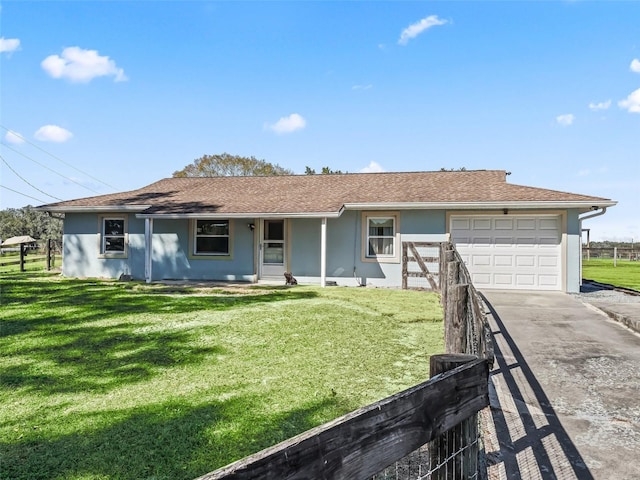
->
(578, 207), (608, 286)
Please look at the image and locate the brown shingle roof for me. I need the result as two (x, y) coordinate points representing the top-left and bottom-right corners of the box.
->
(40, 170), (615, 216)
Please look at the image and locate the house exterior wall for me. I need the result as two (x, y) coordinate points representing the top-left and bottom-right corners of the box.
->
(290, 210), (447, 287)
(62, 214), (255, 281)
(566, 209), (582, 293)
(62, 208), (581, 291)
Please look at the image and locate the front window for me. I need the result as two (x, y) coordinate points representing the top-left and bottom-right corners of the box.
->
(367, 217), (395, 257)
(195, 220), (229, 255)
(102, 218), (126, 254)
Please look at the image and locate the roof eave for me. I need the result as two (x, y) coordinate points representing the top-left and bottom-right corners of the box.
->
(343, 200), (617, 211)
(38, 205), (152, 213)
(136, 210), (344, 220)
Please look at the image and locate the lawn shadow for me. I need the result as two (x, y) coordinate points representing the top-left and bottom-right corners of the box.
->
(1, 274), (319, 393)
(480, 295), (593, 479)
(0, 393), (349, 480)
(0, 274), (319, 337)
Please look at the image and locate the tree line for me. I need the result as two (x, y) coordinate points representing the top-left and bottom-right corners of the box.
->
(0, 206), (63, 251)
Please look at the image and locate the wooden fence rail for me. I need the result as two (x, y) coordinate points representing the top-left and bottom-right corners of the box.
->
(196, 358), (489, 480)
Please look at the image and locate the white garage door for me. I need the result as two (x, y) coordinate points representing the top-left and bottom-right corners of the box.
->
(450, 215), (562, 290)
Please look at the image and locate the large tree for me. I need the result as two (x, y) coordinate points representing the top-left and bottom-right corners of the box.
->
(173, 153), (293, 177)
(0, 206), (63, 250)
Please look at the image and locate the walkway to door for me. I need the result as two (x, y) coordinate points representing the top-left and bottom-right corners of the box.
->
(480, 290), (640, 479)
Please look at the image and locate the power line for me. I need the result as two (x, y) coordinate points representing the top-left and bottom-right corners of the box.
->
(0, 154), (63, 201)
(0, 124), (119, 191)
(0, 184), (48, 204)
(1, 143), (102, 194)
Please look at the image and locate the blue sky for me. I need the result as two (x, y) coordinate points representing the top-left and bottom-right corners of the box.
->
(1, 1), (638, 241)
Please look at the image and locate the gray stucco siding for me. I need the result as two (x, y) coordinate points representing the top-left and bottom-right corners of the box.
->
(62, 215), (256, 281)
(289, 209), (448, 287)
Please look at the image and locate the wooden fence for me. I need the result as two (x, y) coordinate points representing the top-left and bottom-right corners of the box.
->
(195, 242), (493, 480)
(582, 247), (638, 261)
(196, 358), (489, 480)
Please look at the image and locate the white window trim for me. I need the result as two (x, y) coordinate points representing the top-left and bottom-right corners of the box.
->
(361, 211), (400, 264)
(189, 219), (233, 260)
(98, 215), (128, 258)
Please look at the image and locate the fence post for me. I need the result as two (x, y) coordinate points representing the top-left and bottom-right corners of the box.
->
(445, 283), (469, 354)
(46, 239), (52, 271)
(430, 354), (480, 480)
(402, 242), (408, 289)
(20, 244), (26, 272)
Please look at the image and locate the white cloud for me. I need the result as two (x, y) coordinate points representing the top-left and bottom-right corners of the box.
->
(265, 113), (306, 134)
(618, 87), (640, 113)
(34, 125), (73, 143)
(4, 130), (25, 145)
(0, 37), (20, 54)
(578, 169), (591, 177)
(398, 15), (448, 46)
(556, 114), (575, 126)
(588, 100), (611, 111)
(352, 84), (373, 90)
(630, 58), (640, 73)
(41, 46), (127, 83)
(360, 161), (385, 173)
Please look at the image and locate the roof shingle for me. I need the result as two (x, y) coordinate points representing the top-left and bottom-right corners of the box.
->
(40, 170), (614, 216)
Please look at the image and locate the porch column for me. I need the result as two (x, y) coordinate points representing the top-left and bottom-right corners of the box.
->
(320, 217), (327, 287)
(144, 218), (153, 283)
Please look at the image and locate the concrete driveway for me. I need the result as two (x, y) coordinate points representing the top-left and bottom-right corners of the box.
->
(480, 290), (640, 480)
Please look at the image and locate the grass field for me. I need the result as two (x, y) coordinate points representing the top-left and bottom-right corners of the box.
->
(582, 258), (640, 291)
(0, 273), (444, 480)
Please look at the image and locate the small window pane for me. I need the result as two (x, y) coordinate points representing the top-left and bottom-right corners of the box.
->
(105, 219), (124, 235)
(197, 220), (229, 236)
(369, 238), (394, 256)
(263, 242), (284, 264)
(105, 237), (125, 252)
(369, 218), (394, 237)
(196, 237), (229, 255)
(265, 220), (284, 240)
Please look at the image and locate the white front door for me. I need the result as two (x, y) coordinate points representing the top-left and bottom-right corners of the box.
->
(261, 219), (286, 278)
(450, 215), (562, 290)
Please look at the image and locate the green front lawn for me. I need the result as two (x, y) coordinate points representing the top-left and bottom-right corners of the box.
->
(0, 273), (443, 480)
(582, 258), (640, 291)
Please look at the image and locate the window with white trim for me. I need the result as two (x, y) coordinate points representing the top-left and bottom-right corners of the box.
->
(101, 218), (126, 254)
(367, 216), (396, 257)
(194, 220), (229, 255)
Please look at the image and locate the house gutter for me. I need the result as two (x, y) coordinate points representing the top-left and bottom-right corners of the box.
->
(39, 205), (151, 213)
(343, 201), (617, 211)
(135, 211), (343, 220)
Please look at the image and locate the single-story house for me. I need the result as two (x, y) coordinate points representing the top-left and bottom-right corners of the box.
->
(39, 170), (615, 292)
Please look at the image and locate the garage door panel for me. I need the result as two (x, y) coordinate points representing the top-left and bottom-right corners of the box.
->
(495, 236), (514, 246)
(494, 218), (514, 230)
(539, 255), (558, 267)
(539, 275), (560, 287)
(516, 237), (536, 246)
(451, 215), (562, 291)
(516, 219), (536, 230)
(494, 255), (513, 267)
(516, 255), (536, 267)
(472, 273), (492, 287)
(540, 218), (559, 230)
(494, 274), (515, 286)
(472, 218), (492, 230)
(516, 274), (536, 286)
(451, 218), (471, 230)
(472, 255), (491, 266)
